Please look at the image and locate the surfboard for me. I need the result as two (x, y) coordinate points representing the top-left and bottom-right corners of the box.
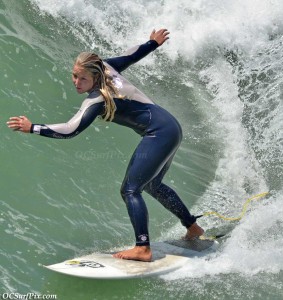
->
(44, 238), (217, 279)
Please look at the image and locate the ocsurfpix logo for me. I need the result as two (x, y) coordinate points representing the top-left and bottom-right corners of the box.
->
(66, 260), (105, 268)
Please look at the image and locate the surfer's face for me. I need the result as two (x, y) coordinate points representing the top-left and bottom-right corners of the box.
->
(72, 65), (95, 94)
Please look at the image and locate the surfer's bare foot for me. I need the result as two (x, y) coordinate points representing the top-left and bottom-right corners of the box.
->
(113, 246), (152, 262)
(183, 222), (204, 240)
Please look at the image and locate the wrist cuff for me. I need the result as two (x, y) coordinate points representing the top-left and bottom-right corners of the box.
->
(148, 39), (159, 48)
(31, 124), (41, 134)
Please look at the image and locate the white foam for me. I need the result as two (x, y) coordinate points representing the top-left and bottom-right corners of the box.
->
(162, 193), (283, 280)
(31, 0), (283, 59)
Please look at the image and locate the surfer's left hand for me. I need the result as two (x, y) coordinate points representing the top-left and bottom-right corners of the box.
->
(150, 28), (170, 46)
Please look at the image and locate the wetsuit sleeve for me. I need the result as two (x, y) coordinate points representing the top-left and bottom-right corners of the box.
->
(104, 40), (159, 73)
(30, 98), (104, 139)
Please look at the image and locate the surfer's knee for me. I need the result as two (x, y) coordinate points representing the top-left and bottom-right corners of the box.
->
(144, 180), (162, 197)
(120, 183), (141, 203)
(120, 182), (129, 202)
(143, 182), (155, 196)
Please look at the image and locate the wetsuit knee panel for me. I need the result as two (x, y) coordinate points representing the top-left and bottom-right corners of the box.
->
(120, 182), (142, 202)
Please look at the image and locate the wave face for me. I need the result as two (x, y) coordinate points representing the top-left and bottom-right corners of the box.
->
(1, 0), (282, 298)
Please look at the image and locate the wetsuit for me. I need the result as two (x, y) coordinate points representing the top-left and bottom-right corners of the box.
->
(30, 40), (196, 246)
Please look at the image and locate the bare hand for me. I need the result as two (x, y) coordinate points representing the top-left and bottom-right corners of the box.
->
(7, 116), (32, 133)
(150, 28), (170, 46)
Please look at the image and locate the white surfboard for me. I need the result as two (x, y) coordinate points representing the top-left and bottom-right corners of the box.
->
(44, 238), (218, 279)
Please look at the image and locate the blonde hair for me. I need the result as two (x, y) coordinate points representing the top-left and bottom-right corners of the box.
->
(74, 52), (121, 121)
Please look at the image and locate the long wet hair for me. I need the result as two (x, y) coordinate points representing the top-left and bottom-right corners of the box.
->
(74, 52), (121, 121)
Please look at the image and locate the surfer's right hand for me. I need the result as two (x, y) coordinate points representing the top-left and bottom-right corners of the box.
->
(7, 116), (32, 133)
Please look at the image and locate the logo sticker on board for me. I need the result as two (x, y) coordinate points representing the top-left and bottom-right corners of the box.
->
(66, 260), (105, 268)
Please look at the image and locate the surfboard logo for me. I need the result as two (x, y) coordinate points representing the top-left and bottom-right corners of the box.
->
(66, 260), (105, 268)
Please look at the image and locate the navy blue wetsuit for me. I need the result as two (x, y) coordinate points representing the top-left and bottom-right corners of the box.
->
(31, 40), (196, 246)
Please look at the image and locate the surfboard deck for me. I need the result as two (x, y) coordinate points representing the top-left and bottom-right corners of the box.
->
(44, 238), (217, 279)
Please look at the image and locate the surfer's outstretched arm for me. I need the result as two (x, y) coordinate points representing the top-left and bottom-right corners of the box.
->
(105, 28), (169, 73)
(7, 97), (104, 139)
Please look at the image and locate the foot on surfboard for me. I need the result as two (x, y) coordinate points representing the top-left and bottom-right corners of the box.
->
(183, 222), (205, 240)
(113, 246), (152, 262)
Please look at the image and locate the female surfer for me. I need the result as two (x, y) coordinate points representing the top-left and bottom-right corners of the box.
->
(7, 29), (204, 262)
